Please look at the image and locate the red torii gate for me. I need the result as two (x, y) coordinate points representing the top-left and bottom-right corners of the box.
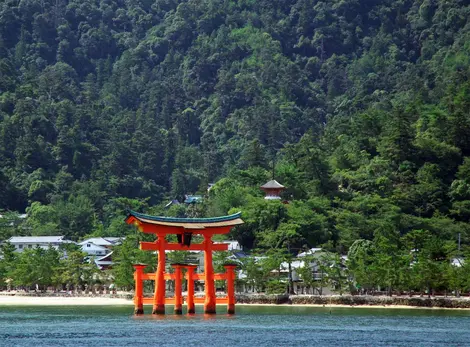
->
(126, 211), (244, 314)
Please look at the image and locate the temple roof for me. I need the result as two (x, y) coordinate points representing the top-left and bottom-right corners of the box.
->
(184, 195), (203, 204)
(8, 236), (69, 244)
(126, 210), (244, 229)
(260, 180), (285, 189)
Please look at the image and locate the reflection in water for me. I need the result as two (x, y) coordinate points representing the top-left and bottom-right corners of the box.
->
(202, 313), (217, 321)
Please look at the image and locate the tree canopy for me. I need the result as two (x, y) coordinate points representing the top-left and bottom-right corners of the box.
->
(0, 0), (470, 295)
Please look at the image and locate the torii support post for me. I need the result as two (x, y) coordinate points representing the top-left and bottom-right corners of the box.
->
(203, 234), (216, 314)
(185, 264), (197, 314)
(133, 264), (146, 314)
(172, 264), (184, 314)
(224, 264), (237, 314)
(153, 235), (166, 315)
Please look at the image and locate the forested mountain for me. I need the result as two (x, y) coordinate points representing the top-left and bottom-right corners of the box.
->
(1, 0), (470, 256)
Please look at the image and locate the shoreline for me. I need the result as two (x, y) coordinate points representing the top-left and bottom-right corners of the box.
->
(1, 293), (470, 310)
(237, 303), (470, 310)
(0, 296), (134, 306)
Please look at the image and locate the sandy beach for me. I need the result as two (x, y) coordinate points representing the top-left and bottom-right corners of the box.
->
(0, 296), (411, 308)
(0, 295), (134, 306)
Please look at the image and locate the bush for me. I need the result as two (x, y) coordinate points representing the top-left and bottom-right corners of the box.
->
(265, 280), (287, 295)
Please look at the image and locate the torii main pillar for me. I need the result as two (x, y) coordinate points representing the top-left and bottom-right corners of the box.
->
(203, 233), (216, 313)
(126, 210), (244, 315)
(153, 233), (166, 314)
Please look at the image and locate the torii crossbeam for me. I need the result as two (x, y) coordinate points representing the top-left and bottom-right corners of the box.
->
(126, 211), (244, 315)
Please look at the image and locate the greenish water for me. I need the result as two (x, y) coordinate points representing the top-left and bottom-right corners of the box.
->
(1, 305), (469, 346)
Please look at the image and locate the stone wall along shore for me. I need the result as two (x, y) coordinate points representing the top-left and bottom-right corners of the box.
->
(236, 294), (470, 308)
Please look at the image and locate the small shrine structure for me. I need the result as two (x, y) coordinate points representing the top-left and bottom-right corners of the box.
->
(260, 179), (285, 200)
(126, 211), (244, 315)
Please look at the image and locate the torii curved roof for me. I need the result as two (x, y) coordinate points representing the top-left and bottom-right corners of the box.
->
(126, 210), (244, 229)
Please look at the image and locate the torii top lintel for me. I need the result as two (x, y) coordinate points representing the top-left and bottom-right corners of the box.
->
(125, 210), (244, 235)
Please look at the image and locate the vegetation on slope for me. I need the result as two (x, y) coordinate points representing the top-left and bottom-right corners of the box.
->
(1, 0), (470, 294)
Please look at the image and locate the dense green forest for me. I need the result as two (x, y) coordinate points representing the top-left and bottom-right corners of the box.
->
(2, 0), (470, 282)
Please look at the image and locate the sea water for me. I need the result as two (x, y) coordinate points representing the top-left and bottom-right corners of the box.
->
(0, 305), (469, 346)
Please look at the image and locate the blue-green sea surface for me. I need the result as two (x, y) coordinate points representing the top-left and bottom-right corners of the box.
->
(1, 305), (469, 346)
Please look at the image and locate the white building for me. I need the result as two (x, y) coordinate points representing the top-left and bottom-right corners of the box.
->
(80, 242), (110, 257)
(297, 248), (322, 258)
(451, 257), (465, 267)
(7, 236), (73, 252)
(79, 237), (123, 267)
(0, 213), (27, 220)
(79, 237), (122, 249)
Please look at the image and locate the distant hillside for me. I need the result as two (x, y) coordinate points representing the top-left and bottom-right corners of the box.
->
(1, 0), (470, 243)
